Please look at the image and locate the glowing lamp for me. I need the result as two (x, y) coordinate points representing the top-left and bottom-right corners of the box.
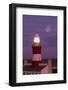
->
(33, 34), (40, 43)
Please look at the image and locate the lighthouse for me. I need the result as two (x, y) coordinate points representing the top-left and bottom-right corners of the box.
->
(32, 34), (42, 67)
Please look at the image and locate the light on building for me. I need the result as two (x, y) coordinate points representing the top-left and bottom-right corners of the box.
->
(33, 34), (40, 43)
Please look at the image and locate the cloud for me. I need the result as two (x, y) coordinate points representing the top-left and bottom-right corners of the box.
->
(45, 25), (51, 33)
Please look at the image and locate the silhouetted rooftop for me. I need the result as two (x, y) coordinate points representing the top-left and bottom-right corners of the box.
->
(23, 65), (47, 71)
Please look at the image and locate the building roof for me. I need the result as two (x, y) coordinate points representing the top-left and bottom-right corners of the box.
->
(23, 65), (47, 72)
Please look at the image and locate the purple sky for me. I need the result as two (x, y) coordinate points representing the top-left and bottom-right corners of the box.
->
(23, 15), (57, 59)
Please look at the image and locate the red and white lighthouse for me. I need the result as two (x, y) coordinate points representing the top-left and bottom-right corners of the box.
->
(32, 34), (42, 67)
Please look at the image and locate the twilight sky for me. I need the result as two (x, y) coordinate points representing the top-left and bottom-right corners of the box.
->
(23, 15), (57, 59)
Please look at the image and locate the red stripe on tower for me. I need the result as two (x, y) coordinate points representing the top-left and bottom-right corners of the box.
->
(32, 33), (42, 67)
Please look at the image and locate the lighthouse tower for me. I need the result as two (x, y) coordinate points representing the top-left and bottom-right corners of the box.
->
(32, 34), (42, 67)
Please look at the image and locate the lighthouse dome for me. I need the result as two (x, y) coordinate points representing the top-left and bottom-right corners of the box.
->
(33, 33), (40, 43)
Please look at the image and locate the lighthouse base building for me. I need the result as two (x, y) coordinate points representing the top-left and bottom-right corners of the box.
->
(23, 59), (57, 75)
(23, 65), (46, 75)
